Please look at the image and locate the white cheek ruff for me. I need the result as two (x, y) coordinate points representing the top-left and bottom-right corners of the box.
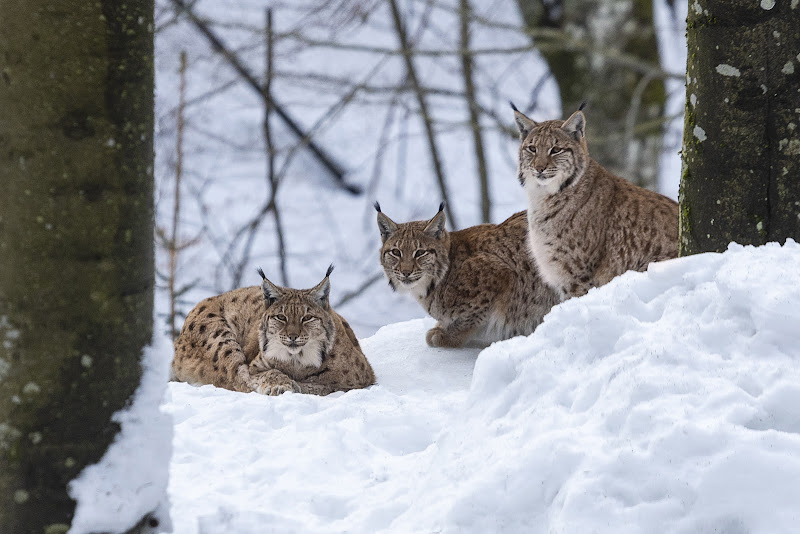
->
(262, 337), (324, 369)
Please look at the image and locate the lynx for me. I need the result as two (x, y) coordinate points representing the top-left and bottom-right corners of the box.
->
(171, 266), (375, 396)
(512, 104), (679, 300)
(376, 202), (560, 348)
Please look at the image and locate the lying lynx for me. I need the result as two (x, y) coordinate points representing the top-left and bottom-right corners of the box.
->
(512, 104), (678, 300)
(171, 266), (375, 396)
(376, 202), (559, 348)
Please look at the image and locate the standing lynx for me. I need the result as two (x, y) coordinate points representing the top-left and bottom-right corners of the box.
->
(171, 266), (375, 396)
(376, 202), (559, 348)
(512, 104), (678, 300)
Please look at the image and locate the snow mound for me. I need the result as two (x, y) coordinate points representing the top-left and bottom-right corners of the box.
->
(395, 241), (800, 533)
(166, 241), (800, 534)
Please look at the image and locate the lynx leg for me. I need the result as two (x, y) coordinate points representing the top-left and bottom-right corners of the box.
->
(426, 319), (480, 348)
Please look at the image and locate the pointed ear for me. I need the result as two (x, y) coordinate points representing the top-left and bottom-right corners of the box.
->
(310, 264), (333, 306)
(562, 110), (585, 141)
(423, 203), (446, 239)
(376, 205), (398, 243)
(510, 101), (537, 140)
(257, 267), (283, 306)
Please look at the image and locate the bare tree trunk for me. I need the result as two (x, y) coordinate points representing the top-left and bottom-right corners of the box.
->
(0, 0), (156, 530)
(679, 0), (800, 255)
(515, 0), (666, 190)
(459, 0), (491, 223)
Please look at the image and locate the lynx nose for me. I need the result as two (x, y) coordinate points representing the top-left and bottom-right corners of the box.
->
(534, 163), (547, 173)
(287, 334), (298, 342)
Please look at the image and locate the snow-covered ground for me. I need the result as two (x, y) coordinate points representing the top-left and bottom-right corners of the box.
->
(164, 241), (800, 533)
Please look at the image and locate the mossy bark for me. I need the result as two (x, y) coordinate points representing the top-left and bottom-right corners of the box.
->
(0, 0), (154, 531)
(516, 0), (666, 190)
(679, 0), (800, 255)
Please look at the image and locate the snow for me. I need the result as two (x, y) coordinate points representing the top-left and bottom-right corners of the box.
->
(715, 64), (741, 77)
(163, 240), (800, 533)
(68, 332), (174, 534)
(693, 125), (707, 142)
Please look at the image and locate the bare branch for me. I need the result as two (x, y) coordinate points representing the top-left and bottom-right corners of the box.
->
(459, 0), (490, 223)
(387, 0), (458, 229)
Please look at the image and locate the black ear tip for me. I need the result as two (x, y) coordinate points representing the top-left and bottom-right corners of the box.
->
(509, 100), (519, 112)
(373, 200), (381, 213)
(256, 267), (266, 280)
(578, 101), (587, 112)
(438, 201), (445, 213)
(325, 264), (334, 278)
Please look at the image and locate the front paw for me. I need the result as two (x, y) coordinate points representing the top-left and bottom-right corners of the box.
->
(426, 327), (446, 347)
(253, 378), (300, 396)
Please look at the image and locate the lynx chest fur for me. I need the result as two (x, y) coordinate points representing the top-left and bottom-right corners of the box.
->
(376, 204), (559, 348)
(171, 267), (375, 396)
(513, 105), (679, 300)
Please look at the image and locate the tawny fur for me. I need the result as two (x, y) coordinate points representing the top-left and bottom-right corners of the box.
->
(171, 271), (375, 396)
(513, 106), (679, 300)
(376, 204), (560, 348)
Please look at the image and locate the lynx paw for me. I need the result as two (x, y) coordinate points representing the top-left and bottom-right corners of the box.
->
(426, 327), (446, 347)
(253, 378), (300, 396)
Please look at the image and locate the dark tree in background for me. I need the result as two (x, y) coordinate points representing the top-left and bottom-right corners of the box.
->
(0, 0), (156, 531)
(515, 0), (667, 190)
(680, 0), (800, 255)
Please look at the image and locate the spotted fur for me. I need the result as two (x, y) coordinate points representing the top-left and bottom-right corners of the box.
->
(513, 106), (679, 300)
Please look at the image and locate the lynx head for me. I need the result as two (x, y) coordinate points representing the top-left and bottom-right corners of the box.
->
(374, 201), (450, 300)
(256, 265), (336, 368)
(512, 103), (589, 196)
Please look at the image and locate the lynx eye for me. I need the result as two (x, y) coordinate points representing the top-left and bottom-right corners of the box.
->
(525, 145), (536, 155)
(550, 147), (563, 155)
(273, 314), (287, 322)
(414, 250), (428, 259)
(390, 248), (402, 257)
(302, 315), (316, 323)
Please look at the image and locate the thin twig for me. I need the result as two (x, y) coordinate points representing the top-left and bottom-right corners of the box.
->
(459, 0), (490, 223)
(387, 0), (457, 229)
(170, 0), (356, 193)
(333, 272), (385, 308)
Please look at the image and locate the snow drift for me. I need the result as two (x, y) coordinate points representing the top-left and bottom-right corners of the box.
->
(166, 241), (800, 533)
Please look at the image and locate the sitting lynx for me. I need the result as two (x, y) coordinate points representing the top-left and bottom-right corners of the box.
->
(171, 266), (375, 396)
(512, 104), (678, 300)
(375, 202), (559, 348)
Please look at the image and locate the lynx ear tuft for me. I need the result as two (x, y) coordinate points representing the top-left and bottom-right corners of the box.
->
(509, 101), (519, 112)
(256, 267), (267, 280)
(325, 264), (334, 278)
(512, 104), (537, 140)
(438, 201), (445, 214)
(373, 201), (382, 213)
(578, 101), (587, 111)
(562, 110), (586, 141)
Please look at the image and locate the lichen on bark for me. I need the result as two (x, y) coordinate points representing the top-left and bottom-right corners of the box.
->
(679, 0), (800, 256)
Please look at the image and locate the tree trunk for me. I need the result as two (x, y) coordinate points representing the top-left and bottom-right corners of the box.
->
(515, 0), (666, 190)
(679, 0), (800, 255)
(0, 0), (155, 531)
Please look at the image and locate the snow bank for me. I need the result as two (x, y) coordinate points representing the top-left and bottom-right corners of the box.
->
(166, 241), (800, 533)
(69, 332), (173, 533)
(393, 241), (800, 533)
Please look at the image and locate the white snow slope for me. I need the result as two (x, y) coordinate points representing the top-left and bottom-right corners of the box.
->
(165, 241), (800, 533)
